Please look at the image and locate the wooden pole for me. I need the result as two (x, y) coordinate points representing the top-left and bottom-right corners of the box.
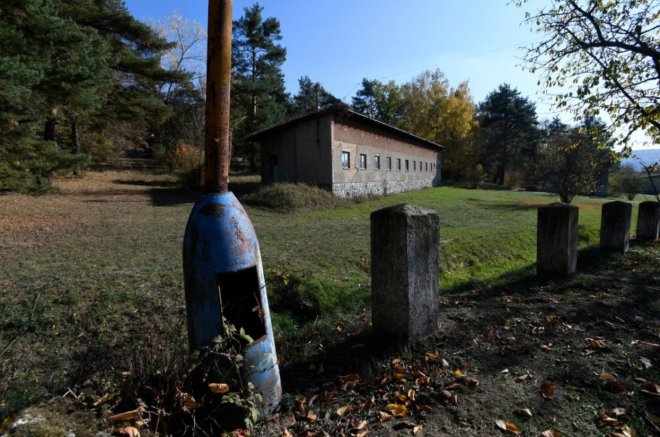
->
(204, 0), (232, 194)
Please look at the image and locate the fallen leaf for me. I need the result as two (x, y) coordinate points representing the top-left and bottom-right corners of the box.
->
(610, 424), (636, 437)
(356, 420), (368, 430)
(608, 407), (627, 417)
(545, 315), (558, 324)
(541, 431), (560, 437)
(408, 388), (416, 401)
(495, 419), (522, 435)
(385, 403), (407, 417)
(208, 383), (230, 394)
(640, 357), (652, 369)
(413, 425), (423, 434)
(306, 410), (317, 423)
(441, 358), (450, 368)
(425, 351), (440, 360)
(540, 381), (555, 399)
(641, 381), (660, 396)
(107, 408), (143, 422)
(378, 411), (393, 423)
(282, 430), (293, 437)
(415, 404), (432, 413)
(541, 344), (552, 353)
(503, 320), (512, 330)
(513, 408), (532, 418)
(93, 392), (113, 406)
(514, 373), (531, 383)
(589, 337), (608, 349)
(454, 369), (463, 377)
(117, 427), (140, 437)
(177, 391), (198, 411)
(600, 373), (617, 382)
(337, 373), (361, 391)
(356, 431), (368, 437)
(336, 405), (353, 416)
(324, 392), (339, 406)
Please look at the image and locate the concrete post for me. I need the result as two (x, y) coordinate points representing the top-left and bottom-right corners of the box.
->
(636, 201), (660, 241)
(537, 203), (579, 277)
(371, 203), (439, 344)
(600, 201), (632, 252)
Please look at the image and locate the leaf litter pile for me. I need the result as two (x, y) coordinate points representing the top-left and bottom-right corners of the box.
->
(253, 244), (659, 436)
(2, 242), (659, 436)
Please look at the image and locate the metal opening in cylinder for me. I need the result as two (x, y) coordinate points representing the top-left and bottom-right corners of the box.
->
(217, 266), (266, 341)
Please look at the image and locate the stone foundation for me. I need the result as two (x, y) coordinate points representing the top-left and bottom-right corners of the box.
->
(332, 180), (434, 198)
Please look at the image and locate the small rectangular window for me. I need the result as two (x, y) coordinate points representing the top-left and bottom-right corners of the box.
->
(405, 160), (409, 171)
(386, 157), (392, 170)
(413, 161), (416, 171)
(342, 151), (350, 169)
(374, 154), (381, 170)
(359, 153), (367, 170)
(425, 162), (428, 172)
(397, 158), (401, 171)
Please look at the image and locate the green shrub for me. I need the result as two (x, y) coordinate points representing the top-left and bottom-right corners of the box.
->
(242, 183), (341, 211)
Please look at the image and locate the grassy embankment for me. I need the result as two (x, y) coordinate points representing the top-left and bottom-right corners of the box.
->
(0, 169), (649, 419)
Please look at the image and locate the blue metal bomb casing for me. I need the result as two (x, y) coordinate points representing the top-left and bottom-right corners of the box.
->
(183, 191), (282, 415)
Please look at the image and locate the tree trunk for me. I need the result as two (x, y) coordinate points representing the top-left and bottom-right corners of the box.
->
(71, 119), (80, 154)
(44, 116), (57, 143)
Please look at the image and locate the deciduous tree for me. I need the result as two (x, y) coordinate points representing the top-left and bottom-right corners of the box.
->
(538, 117), (613, 203)
(517, 0), (659, 144)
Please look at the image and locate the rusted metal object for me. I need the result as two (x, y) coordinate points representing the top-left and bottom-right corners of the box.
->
(183, 192), (282, 413)
(204, 0), (232, 194)
(182, 0), (282, 416)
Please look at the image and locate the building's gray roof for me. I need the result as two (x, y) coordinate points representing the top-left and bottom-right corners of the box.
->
(245, 104), (444, 150)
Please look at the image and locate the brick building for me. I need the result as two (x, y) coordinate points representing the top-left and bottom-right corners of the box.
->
(246, 105), (443, 198)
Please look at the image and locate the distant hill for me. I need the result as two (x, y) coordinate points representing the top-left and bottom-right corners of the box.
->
(621, 149), (660, 170)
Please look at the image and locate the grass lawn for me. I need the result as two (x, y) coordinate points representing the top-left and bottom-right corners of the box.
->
(0, 169), (657, 435)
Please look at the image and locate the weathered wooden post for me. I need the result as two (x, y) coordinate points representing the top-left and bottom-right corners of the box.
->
(636, 201), (660, 241)
(182, 0), (281, 416)
(537, 203), (579, 277)
(371, 203), (439, 343)
(600, 201), (632, 252)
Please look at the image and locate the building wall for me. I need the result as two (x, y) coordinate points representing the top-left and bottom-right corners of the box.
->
(331, 119), (442, 198)
(260, 115), (333, 185)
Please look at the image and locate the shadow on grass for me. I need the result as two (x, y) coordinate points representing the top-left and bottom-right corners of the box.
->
(277, 241), (659, 396)
(113, 178), (180, 188)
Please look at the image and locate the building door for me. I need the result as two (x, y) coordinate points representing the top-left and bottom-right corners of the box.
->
(268, 154), (279, 183)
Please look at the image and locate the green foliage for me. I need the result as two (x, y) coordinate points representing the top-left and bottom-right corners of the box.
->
(232, 3), (288, 172)
(610, 165), (645, 200)
(242, 183), (342, 211)
(518, 0), (659, 144)
(351, 70), (478, 182)
(537, 117), (613, 203)
(352, 78), (403, 125)
(290, 76), (340, 115)
(476, 83), (541, 186)
(0, 0), (188, 192)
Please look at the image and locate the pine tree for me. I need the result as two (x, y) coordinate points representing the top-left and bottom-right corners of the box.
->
(232, 3), (288, 172)
(476, 84), (540, 185)
(0, 0), (99, 191)
(291, 76), (339, 115)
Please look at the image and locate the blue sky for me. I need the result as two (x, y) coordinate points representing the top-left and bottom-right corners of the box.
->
(125, 0), (555, 111)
